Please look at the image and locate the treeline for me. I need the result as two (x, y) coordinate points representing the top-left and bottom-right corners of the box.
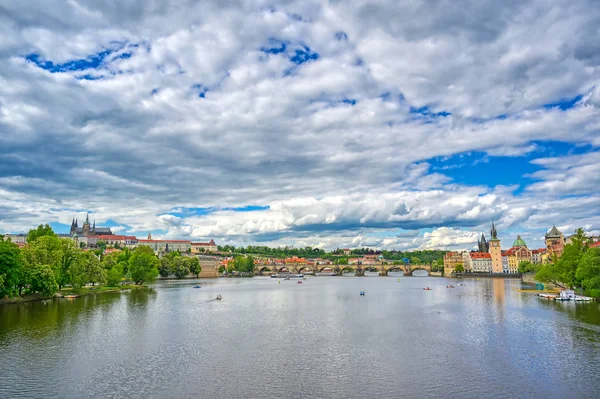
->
(159, 251), (202, 278)
(535, 228), (600, 296)
(0, 225), (161, 298)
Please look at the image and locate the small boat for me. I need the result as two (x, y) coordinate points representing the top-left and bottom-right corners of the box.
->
(575, 296), (593, 302)
(360, 291), (365, 296)
(63, 295), (78, 299)
(423, 287), (432, 291)
(193, 285), (201, 288)
(458, 283), (465, 286)
(297, 281), (302, 284)
(216, 295), (222, 300)
(446, 285), (455, 288)
(538, 293), (557, 299)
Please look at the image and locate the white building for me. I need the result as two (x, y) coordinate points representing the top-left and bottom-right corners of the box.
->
(470, 252), (492, 273)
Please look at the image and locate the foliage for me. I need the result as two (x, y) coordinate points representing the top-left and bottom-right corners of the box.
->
(576, 248), (600, 291)
(107, 264), (124, 287)
(129, 246), (159, 284)
(518, 260), (540, 274)
(97, 240), (107, 251)
(0, 236), (22, 297)
(218, 265), (225, 274)
(454, 264), (464, 273)
(26, 224), (57, 243)
(173, 257), (191, 278)
(70, 251), (106, 287)
(29, 264), (59, 296)
(535, 228), (593, 289)
(189, 257), (202, 278)
(431, 260), (444, 273)
(334, 257), (348, 265)
(232, 255), (255, 272)
(159, 257), (172, 278)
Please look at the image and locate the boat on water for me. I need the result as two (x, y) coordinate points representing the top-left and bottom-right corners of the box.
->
(297, 281), (302, 284)
(446, 285), (455, 288)
(63, 295), (78, 299)
(538, 293), (558, 299)
(193, 285), (201, 288)
(423, 287), (432, 291)
(574, 296), (594, 302)
(271, 273), (304, 279)
(216, 295), (222, 300)
(315, 272), (337, 276)
(458, 283), (466, 286)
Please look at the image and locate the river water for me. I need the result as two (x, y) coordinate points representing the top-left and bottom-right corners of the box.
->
(1, 275), (599, 399)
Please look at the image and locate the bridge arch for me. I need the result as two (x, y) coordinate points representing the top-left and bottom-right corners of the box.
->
(297, 266), (314, 274)
(258, 266), (274, 275)
(339, 266), (355, 275)
(386, 267), (405, 276)
(358, 267), (380, 276)
(410, 268), (429, 276)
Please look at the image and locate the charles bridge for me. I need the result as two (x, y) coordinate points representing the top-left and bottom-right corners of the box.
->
(256, 263), (431, 276)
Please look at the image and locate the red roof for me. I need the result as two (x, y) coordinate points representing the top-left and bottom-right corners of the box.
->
(97, 235), (137, 241)
(531, 248), (546, 254)
(470, 252), (491, 258)
(138, 239), (191, 243)
(591, 241), (600, 248)
(192, 240), (216, 246)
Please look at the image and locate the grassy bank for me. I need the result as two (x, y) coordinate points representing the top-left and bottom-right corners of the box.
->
(0, 285), (147, 305)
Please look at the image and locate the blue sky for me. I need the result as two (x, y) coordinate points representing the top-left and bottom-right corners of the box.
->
(0, 0), (599, 250)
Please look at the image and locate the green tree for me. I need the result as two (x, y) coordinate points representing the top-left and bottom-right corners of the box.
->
(576, 247), (600, 291)
(26, 224), (57, 243)
(20, 235), (63, 293)
(70, 251), (106, 287)
(233, 255), (255, 273)
(535, 263), (565, 288)
(173, 257), (191, 278)
(189, 257), (202, 278)
(518, 260), (540, 274)
(334, 257), (349, 265)
(57, 239), (80, 290)
(218, 265), (225, 274)
(410, 257), (421, 265)
(107, 262), (124, 287)
(0, 236), (22, 297)
(29, 264), (58, 296)
(79, 242), (86, 249)
(159, 257), (172, 278)
(97, 240), (107, 251)
(454, 264), (464, 273)
(129, 246), (159, 284)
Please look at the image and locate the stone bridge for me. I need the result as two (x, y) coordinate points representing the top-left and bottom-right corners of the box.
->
(256, 263), (431, 276)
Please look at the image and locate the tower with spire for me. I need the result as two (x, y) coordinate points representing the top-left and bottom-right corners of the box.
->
(82, 213), (91, 236)
(478, 232), (489, 252)
(489, 221), (502, 273)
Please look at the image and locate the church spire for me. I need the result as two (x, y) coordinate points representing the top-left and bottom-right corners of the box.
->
(92, 219), (96, 232)
(491, 221), (498, 240)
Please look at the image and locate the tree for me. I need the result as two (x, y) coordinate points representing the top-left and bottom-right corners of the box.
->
(218, 265), (225, 274)
(233, 255), (255, 273)
(535, 263), (565, 289)
(57, 239), (79, 290)
(173, 257), (191, 278)
(20, 235), (63, 294)
(107, 261), (125, 287)
(576, 247), (600, 291)
(97, 240), (107, 251)
(518, 260), (540, 274)
(26, 224), (56, 243)
(70, 251), (106, 287)
(129, 246), (159, 284)
(0, 236), (22, 297)
(334, 257), (348, 265)
(189, 257), (202, 278)
(454, 264), (464, 273)
(159, 257), (172, 278)
(411, 257), (421, 265)
(29, 264), (58, 296)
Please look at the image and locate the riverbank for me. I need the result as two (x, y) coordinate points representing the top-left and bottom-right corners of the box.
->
(0, 285), (147, 305)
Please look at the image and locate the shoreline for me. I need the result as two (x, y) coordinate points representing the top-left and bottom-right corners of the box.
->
(0, 285), (148, 306)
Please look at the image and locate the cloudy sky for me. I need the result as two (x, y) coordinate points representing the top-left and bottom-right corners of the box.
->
(1, 0), (599, 251)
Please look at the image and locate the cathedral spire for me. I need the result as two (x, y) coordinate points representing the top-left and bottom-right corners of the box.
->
(491, 221), (498, 240)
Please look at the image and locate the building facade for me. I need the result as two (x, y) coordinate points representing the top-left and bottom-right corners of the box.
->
(443, 251), (464, 276)
(545, 226), (565, 261)
(470, 252), (492, 272)
(191, 239), (217, 253)
(137, 239), (191, 253)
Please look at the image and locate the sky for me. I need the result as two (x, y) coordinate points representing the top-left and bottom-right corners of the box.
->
(0, 0), (599, 251)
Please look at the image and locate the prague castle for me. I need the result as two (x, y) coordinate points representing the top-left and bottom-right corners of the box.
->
(70, 214), (113, 237)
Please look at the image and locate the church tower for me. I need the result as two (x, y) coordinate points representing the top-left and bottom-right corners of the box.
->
(83, 213), (91, 237)
(489, 222), (502, 273)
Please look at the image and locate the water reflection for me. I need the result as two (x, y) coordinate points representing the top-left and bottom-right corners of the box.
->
(1, 278), (599, 399)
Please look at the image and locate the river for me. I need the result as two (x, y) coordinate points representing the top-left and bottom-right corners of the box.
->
(1, 275), (599, 398)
